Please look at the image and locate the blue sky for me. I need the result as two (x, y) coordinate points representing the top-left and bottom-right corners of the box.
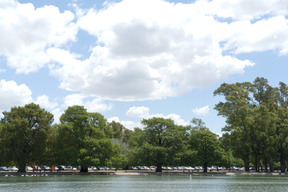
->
(0, 0), (288, 134)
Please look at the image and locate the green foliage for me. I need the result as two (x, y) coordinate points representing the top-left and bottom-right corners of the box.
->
(128, 117), (187, 172)
(189, 118), (222, 172)
(55, 105), (125, 172)
(0, 103), (53, 172)
(214, 77), (288, 172)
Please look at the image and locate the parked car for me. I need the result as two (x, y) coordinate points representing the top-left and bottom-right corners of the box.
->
(128, 166), (138, 170)
(194, 166), (203, 171)
(249, 167), (255, 170)
(42, 166), (51, 171)
(57, 165), (66, 171)
(25, 166), (33, 171)
(0, 166), (8, 171)
(8, 166), (18, 171)
(230, 166), (239, 171)
(186, 166), (195, 171)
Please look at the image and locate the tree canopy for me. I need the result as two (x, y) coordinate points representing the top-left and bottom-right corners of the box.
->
(0, 103), (53, 172)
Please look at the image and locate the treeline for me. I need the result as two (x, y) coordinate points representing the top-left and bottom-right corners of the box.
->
(0, 104), (228, 173)
(0, 105), (133, 172)
(1, 77), (288, 173)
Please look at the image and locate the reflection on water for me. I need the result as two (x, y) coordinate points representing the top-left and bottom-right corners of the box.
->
(0, 174), (288, 192)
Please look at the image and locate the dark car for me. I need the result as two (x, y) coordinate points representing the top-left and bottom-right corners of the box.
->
(42, 165), (51, 171)
(57, 165), (66, 171)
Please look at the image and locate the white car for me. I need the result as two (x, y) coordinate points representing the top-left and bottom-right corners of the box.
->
(8, 166), (18, 171)
(25, 166), (33, 171)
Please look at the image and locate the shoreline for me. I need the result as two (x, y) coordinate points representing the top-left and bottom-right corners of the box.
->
(1, 171), (287, 177)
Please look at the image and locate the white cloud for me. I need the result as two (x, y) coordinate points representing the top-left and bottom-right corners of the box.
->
(0, 0), (77, 74)
(192, 105), (210, 116)
(2, 0), (288, 102)
(222, 16), (288, 54)
(84, 98), (113, 112)
(51, 108), (62, 124)
(146, 113), (189, 126)
(208, 0), (288, 20)
(124, 105), (189, 127)
(63, 94), (113, 112)
(63, 94), (84, 107)
(52, 0), (277, 101)
(0, 80), (33, 112)
(125, 106), (150, 118)
(107, 116), (141, 130)
(35, 95), (58, 110)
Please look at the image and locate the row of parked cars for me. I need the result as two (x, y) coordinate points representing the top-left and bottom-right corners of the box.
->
(1, 165), (255, 172)
(0, 166), (18, 171)
(0, 165), (79, 172)
(126, 166), (227, 171)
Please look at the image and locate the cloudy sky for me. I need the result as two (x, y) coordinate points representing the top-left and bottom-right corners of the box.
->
(1, 0), (288, 133)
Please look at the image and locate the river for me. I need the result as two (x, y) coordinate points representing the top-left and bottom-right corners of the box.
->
(1, 174), (288, 192)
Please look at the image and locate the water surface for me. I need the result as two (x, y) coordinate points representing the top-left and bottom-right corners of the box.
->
(0, 174), (288, 192)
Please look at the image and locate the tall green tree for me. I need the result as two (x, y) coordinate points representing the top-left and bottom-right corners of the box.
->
(276, 82), (288, 172)
(56, 106), (124, 172)
(0, 103), (53, 172)
(128, 117), (187, 172)
(214, 81), (254, 171)
(189, 118), (222, 172)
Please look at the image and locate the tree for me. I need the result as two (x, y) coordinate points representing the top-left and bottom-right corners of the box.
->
(189, 118), (222, 172)
(56, 106), (124, 172)
(0, 103), (53, 172)
(214, 81), (256, 171)
(214, 77), (288, 172)
(0, 123), (6, 166)
(276, 82), (288, 172)
(109, 121), (133, 143)
(128, 117), (187, 172)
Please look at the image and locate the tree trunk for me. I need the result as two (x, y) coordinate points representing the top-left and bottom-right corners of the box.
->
(18, 162), (26, 173)
(17, 157), (27, 173)
(203, 162), (208, 173)
(280, 150), (286, 173)
(156, 164), (162, 172)
(269, 159), (274, 172)
(80, 167), (88, 172)
(244, 159), (250, 172)
(264, 160), (268, 172)
(254, 151), (260, 172)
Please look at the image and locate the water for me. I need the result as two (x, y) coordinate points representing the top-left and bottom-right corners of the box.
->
(1, 174), (288, 192)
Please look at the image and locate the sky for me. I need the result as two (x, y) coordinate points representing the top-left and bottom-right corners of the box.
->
(0, 0), (288, 134)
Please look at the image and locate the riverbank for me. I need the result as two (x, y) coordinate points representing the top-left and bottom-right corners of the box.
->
(1, 170), (287, 177)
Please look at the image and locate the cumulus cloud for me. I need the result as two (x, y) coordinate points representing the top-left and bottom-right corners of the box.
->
(107, 116), (141, 130)
(125, 106), (150, 118)
(192, 105), (210, 116)
(52, 0), (288, 101)
(63, 94), (113, 112)
(208, 0), (288, 20)
(124, 105), (189, 127)
(146, 113), (189, 126)
(0, 0), (77, 73)
(51, 108), (62, 124)
(2, 0), (288, 102)
(35, 95), (58, 110)
(0, 80), (33, 112)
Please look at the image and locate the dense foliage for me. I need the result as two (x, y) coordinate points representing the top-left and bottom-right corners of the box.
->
(1, 77), (288, 173)
(214, 77), (288, 172)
